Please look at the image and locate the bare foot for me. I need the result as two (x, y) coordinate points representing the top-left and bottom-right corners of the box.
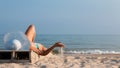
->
(54, 42), (65, 48)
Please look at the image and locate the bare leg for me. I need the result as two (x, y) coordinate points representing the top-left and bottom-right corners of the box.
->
(25, 24), (41, 53)
(39, 42), (64, 56)
(25, 24), (36, 42)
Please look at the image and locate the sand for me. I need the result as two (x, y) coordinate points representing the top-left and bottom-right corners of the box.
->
(0, 54), (120, 68)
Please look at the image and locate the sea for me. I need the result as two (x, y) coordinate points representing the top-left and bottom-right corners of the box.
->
(1, 34), (120, 54)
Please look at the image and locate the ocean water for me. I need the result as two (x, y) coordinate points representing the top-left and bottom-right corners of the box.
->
(1, 34), (120, 54)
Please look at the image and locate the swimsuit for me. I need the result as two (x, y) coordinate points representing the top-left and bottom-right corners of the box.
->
(35, 43), (39, 49)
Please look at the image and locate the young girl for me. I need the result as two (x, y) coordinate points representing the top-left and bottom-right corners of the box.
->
(25, 24), (65, 56)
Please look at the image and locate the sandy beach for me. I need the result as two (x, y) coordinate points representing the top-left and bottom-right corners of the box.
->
(0, 53), (120, 68)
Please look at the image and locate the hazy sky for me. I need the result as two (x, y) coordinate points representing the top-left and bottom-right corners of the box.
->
(0, 0), (120, 34)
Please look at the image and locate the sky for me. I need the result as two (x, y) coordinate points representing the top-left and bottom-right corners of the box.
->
(0, 0), (120, 34)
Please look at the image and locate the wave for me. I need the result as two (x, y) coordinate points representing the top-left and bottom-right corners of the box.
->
(64, 49), (120, 54)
